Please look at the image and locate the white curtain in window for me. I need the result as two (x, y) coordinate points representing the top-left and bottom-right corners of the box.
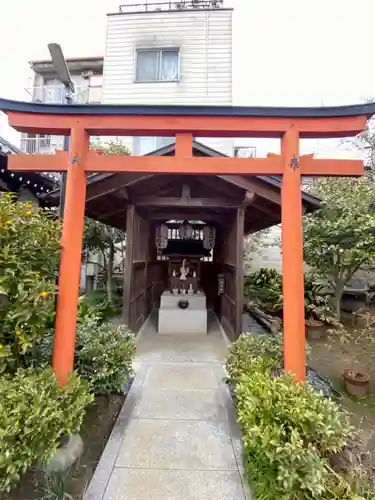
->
(133, 136), (156, 155)
(156, 137), (175, 149)
(161, 51), (178, 81)
(133, 136), (176, 155)
(137, 51), (158, 81)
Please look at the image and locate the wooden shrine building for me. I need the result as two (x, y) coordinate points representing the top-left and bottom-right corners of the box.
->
(0, 97), (373, 387)
(47, 140), (321, 336)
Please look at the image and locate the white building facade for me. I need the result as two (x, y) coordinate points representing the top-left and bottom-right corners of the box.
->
(103, 1), (234, 156)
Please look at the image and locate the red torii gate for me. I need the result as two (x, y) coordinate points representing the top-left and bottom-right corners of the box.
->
(0, 98), (372, 387)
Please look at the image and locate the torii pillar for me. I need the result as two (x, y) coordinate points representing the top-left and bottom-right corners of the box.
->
(52, 127), (88, 386)
(281, 126), (305, 380)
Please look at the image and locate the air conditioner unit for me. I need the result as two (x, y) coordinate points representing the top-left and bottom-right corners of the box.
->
(234, 146), (257, 158)
(81, 70), (94, 79)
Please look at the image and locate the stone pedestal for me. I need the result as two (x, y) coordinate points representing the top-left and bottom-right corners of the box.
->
(43, 434), (83, 472)
(158, 291), (207, 335)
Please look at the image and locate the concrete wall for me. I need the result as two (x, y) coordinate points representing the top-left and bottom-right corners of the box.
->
(246, 225), (282, 273)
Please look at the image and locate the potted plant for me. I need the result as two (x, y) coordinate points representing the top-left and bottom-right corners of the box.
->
(304, 278), (337, 340)
(343, 369), (370, 397)
(244, 268), (283, 317)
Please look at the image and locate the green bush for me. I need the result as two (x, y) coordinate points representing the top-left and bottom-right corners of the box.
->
(0, 367), (93, 493)
(37, 319), (136, 394)
(75, 319), (135, 394)
(225, 333), (283, 382)
(0, 194), (61, 373)
(236, 370), (354, 499)
(77, 290), (121, 324)
(244, 268), (283, 313)
(304, 275), (338, 325)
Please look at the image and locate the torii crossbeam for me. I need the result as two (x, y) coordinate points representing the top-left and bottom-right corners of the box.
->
(1, 98), (373, 387)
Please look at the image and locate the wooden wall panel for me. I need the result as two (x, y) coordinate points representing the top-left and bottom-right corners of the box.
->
(122, 205), (154, 333)
(200, 262), (220, 309)
(216, 208), (244, 340)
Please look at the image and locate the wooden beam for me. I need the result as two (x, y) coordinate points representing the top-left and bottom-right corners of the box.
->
(254, 202), (280, 217)
(133, 195), (240, 208)
(86, 173), (152, 202)
(165, 222), (214, 230)
(146, 211), (226, 222)
(196, 176), (243, 199)
(300, 154), (364, 176)
(8, 111), (367, 139)
(7, 149), (364, 179)
(98, 207), (127, 221)
(219, 175), (281, 204)
(8, 151), (68, 172)
(130, 175), (176, 196)
(82, 152), (285, 175)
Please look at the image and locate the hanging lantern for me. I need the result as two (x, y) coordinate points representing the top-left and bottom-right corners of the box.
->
(203, 226), (216, 250)
(155, 224), (168, 251)
(179, 220), (193, 240)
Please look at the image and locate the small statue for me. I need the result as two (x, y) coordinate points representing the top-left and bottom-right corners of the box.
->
(173, 269), (176, 277)
(193, 270), (196, 278)
(180, 259), (189, 281)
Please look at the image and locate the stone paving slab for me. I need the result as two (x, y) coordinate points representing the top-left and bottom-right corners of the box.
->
(115, 418), (238, 471)
(136, 345), (227, 364)
(143, 363), (219, 390)
(136, 335), (228, 364)
(85, 315), (250, 500)
(131, 387), (227, 421)
(102, 469), (246, 500)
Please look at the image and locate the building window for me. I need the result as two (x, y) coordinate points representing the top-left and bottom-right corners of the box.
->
(136, 49), (179, 82)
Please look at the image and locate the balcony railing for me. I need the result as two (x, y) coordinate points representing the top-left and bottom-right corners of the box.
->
(25, 85), (102, 104)
(20, 137), (63, 155)
(119, 0), (223, 13)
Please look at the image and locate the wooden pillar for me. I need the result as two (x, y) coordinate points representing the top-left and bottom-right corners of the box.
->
(175, 133), (193, 157)
(52, 127), (88, 387)
(122, 205), (135, 326)
(235, 207), (245, 338)
(281, 126), (306, 381)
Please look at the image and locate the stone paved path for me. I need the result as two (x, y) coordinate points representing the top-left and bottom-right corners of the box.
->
(85, 314), (251, 500)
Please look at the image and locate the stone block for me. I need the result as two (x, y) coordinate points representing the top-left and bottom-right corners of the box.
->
(160, 291), (207, 310)
(44, 434), (83, 472)
(158, 308), (207, 334)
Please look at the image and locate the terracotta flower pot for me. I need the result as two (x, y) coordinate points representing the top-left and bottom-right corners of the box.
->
(305, 319), (327, 340)
(343, 369), (370, 397)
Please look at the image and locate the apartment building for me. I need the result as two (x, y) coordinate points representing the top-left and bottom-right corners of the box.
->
(21, 56), (104, 155)
(21, 1), (235, 157)
(102, 0), (234, 155)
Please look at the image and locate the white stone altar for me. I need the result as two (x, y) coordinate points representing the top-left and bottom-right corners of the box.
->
(158, 290), (208, 335)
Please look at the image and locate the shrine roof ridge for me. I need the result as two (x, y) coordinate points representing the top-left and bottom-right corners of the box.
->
(1, 98), (375, 119)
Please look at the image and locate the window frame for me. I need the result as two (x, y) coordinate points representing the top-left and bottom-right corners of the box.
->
(135, 48), (180, 83)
